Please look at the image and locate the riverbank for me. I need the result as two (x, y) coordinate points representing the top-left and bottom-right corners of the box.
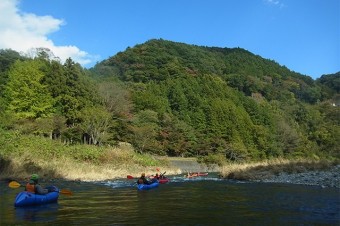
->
(0, 156), (181, 182)
(3, 155), (339, 190)
(1, 131), (339, 187)
(0, 156), (214, 182)
(0, 133), (216, 182)
(0, 139), (180, 181)
(220, 159), (340, 188)
(258, 164), (340, 188)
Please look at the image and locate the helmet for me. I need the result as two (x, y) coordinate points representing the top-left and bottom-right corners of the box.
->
(31, 174), (39, 181)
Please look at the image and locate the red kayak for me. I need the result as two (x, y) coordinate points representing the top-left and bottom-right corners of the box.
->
(153, 177), (169, 184)
(197, 173), (208, 176)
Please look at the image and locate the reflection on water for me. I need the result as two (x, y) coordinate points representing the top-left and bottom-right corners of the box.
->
(1, 174), (339, 225)
(15, 203), (59, 222)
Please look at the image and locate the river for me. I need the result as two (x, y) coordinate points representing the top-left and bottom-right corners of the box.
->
(1, 173), (339, 225)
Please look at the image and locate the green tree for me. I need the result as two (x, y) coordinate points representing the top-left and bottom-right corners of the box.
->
(60, 58), (98, 125)
(80, 106), (112, 145)
(128, 110), (162, 154)
(0, 49), (25, 98)
(4, 60), (54, 119)
(159, 113), (196, 157)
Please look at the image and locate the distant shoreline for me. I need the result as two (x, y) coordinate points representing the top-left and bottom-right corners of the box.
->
(2, 156), (339, 189)
(256, 165), (340, 188)
(219, 159), (340, 189)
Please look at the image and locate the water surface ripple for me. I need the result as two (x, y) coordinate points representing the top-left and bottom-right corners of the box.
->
(1, 174), (339, 225)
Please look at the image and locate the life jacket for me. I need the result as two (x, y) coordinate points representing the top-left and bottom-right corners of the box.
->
(25, 183), (36, 193)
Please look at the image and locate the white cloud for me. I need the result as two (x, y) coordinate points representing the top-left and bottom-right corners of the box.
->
(0, 0), (96, 66)
(263, 0), (285, 8)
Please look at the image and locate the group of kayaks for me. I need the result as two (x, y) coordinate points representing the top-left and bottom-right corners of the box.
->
(12, 172), (208, 207)
(136, 172), (209, 190)
(138, 176), (171, 190)
(135, 174), (170, 191)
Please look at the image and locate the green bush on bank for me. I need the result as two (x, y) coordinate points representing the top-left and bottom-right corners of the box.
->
(0, 129), (162, 167)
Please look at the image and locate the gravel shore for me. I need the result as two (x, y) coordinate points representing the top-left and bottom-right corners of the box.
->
(257, 165), (340, 188)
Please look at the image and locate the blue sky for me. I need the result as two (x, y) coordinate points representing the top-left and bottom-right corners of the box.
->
(0, 0), (339, 79)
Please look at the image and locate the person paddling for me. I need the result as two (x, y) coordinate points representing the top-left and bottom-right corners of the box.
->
(150, 173), (160, 183)
(137, 173), (152, 185)
(25, 174), (49, 195)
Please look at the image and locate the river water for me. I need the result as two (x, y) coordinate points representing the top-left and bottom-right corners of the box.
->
(1, 173), (339, 225)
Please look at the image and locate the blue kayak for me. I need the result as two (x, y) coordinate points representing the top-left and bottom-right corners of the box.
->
(137, 181), (159, 191)
(14, 186), (59, 207)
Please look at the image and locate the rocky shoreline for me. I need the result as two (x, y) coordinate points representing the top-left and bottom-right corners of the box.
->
(169, 158), (340, 189)
(255, 165), (340, 188)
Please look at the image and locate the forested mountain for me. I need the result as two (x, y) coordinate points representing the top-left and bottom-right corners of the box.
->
(96, 39), (330, 104)
(0, 39), (339, 163)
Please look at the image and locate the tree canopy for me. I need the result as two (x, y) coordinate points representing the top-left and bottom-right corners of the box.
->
(0, 40), (339, 162)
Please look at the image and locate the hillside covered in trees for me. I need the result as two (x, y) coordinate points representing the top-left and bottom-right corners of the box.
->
(0, 39), (339, 164)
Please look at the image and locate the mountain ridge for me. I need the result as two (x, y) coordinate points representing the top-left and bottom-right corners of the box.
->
(98, 38), (309, 79)
(92, 38), (328, 104)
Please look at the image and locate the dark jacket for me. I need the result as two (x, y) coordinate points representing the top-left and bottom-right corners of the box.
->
(137, 176), (151, 185)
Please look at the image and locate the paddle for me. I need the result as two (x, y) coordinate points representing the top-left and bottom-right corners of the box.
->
(160, 171), (166, 178)
(8, 181), (73, 195)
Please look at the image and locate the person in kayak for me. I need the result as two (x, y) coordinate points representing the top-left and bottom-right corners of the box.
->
(150, 173), (160, 183)
(137, 173), (152, 185)
(25, 174), (49, 194)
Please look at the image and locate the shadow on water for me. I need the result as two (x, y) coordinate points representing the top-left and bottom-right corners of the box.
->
(1, 174), (339, 225)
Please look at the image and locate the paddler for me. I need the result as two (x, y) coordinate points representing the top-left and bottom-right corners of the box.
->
(137, 173), (152, 185)
(25, 174), (49, 194)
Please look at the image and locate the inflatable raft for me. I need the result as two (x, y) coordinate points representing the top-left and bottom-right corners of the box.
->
(137, 181), (159, 191)
(14, 186), (59, 207)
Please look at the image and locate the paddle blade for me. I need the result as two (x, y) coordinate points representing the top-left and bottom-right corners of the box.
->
(60, 189), (73, 195)
(8, 181), (21, 188)
(127, 175), (134, 179)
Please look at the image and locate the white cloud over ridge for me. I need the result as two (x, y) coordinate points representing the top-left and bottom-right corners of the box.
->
(0, 0), (95, 65)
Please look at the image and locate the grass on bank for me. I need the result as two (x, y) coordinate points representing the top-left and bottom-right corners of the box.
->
(1, 130), (338, 182)
(0, 130), (171, 181)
